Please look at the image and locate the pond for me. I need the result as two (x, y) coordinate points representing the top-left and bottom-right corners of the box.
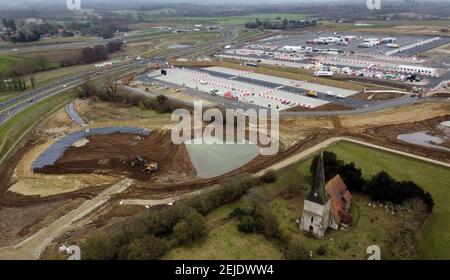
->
(185, 137), (260, 179)
(396, 121), (450, 152)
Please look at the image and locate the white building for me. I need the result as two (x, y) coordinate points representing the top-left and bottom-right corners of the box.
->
(281, 46), (304, 52)
(396, 65), (437, 76)
(300, 154), (353, 238)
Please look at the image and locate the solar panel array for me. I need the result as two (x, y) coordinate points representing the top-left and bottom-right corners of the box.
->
(65, 103), (85, 125)
(32, 127), (151, 170)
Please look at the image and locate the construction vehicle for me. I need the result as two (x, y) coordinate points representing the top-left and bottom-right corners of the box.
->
(144, 162), (158, 173)
(306, 90), (318, 98)
(133, 156), (158, 173)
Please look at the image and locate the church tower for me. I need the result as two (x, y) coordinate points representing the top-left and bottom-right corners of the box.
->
(300, 153), (331, 238)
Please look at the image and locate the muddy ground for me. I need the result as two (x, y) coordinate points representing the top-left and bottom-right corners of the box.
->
(37, 130), (197, 183)
(0, 98), (449, 255)
(365, 115), (450, 151)
(352, 91), (405, 101)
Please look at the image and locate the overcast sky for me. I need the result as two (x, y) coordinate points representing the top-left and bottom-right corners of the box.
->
(2, 0), (450, 9)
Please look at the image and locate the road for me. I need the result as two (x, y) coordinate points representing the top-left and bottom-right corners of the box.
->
(0, 178), (135, 260)
(0, 61), (148, 125)
(0, 30), (172, 55)
(0, 26), (241, 126)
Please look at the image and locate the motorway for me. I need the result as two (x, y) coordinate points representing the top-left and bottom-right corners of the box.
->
(0, 27), (240, 126)
(0, 30), (171, 55)
(0, 61), (148, 125)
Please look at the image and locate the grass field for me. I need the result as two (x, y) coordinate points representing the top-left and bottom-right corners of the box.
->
(164, 141), (450, 260)
(112, 12), (311, 26)
(164, 202), (284, 260)
(0, 92), (74, 166)
(0, 55), (60, 75)
(327, 142), (450, 259)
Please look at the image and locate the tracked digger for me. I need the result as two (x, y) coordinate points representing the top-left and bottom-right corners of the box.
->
(134, 155), (158, 173)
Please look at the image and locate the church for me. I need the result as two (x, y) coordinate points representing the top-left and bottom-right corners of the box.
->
(300, 153), (353, 238)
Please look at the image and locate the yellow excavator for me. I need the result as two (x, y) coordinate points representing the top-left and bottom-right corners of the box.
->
(135, 156), (158, 173)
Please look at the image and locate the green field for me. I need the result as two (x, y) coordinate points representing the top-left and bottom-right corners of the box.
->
(165, 141), (450, 260)
(0, 55), (60, 76)
(327, 142), (450, 259)
(164, 202), (284, 260)
(112, 12), (311, 26)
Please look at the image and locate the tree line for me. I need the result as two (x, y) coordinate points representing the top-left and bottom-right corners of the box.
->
(78, 78), (172, 114)
(245, 18), (317, 30)
(310, 151), (434, 212)
(81, 174), (258, 260)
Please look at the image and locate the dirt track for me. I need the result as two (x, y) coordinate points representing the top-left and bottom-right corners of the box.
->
(0, 178), (134, 260)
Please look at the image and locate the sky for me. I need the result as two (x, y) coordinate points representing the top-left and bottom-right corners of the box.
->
(1, 0), (450, 9)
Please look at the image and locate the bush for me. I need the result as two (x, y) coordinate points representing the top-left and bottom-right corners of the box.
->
(238, 216), (255, 233)
(122, 235), (168, 260)
(284, 238), (310, 260)
(261, 170), (277, 184)
(283, 182), (302, 199)
(259, 208), (280, 238)
(316, 245), (327, 256)
(83, 231), (117, 260)
(365, 172), (434, 211)
(230, 207), (247, 218)
(173, 210), (207, 245)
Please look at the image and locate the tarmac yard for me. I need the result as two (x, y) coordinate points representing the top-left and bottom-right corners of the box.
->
(147, 67), (361, 111)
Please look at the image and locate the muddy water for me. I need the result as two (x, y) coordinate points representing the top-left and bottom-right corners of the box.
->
(185, 137), (260, 179)
(397, 121), (450, 151)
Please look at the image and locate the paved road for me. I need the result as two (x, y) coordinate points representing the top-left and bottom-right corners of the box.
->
(0, 61), (148, 125)
(0, 30), (172, 55)
(0, 26), (242, 127)
(0, 178), (135, 260)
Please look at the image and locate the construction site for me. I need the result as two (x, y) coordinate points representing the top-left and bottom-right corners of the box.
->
(0, 18), (449, 260)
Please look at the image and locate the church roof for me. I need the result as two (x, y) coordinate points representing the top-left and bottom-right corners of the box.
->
(306, 153), (328, 205)
(326, 175), (352, 225)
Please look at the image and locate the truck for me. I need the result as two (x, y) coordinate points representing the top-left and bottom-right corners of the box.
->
(224, 92), (238, 101)
(314, 71), (334, 77)
(245, 62), (258, 67)
(306, 90), (318, 98)
(387, 43), (400, 48)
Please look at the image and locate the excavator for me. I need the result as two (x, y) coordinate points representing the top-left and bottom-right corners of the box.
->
(134, 155), (158, 173)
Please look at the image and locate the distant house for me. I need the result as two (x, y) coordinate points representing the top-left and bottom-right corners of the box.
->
(300, 153), (352, 238)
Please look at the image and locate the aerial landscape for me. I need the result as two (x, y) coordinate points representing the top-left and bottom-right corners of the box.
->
(0, 0), (449, 265)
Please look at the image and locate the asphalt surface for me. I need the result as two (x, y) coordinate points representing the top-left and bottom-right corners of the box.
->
(197, 68), (371, 108)
(136, 69), (449, 117)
